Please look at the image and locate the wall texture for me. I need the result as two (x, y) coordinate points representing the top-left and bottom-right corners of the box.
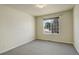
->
(73, 5), (79, 53)
(0, 5), (35, 53)
(36, 10), (73, 44)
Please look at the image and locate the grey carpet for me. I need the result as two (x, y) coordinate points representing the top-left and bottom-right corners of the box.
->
(1, 40), (78, 55)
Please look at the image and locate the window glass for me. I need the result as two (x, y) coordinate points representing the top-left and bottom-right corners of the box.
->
(43, 17), (59, 34)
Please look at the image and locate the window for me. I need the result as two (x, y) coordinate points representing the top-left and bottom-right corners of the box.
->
(43, 17), (59, 34)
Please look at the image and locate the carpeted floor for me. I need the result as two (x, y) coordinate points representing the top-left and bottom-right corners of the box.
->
(1, 40), (78, 55)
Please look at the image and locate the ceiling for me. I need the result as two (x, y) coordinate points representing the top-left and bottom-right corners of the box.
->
(5, 4), (74, 16)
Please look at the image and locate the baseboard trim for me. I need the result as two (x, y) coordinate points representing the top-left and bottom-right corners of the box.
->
(36, 39), (73, 45)
(0, 39), (35, 54)
(73, 44), (79, 54)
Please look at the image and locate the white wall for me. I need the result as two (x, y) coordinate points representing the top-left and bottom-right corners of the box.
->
(36, 10), (73, 44)
(73, 5), (79, 53)
(0, 5), (35, 53)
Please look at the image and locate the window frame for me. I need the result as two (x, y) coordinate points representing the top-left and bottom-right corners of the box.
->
(43, 17), (59, 35)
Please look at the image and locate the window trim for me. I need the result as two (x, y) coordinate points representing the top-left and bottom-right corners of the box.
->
(43, 17), (59, 35)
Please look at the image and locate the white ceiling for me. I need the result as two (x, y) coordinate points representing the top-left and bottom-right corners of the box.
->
(5, 4), (74, 16)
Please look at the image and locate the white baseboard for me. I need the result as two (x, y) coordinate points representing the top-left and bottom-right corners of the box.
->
(0, 38), (35, 54)
(37, 39), (73, 44)
(73, 44), (79, 54)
